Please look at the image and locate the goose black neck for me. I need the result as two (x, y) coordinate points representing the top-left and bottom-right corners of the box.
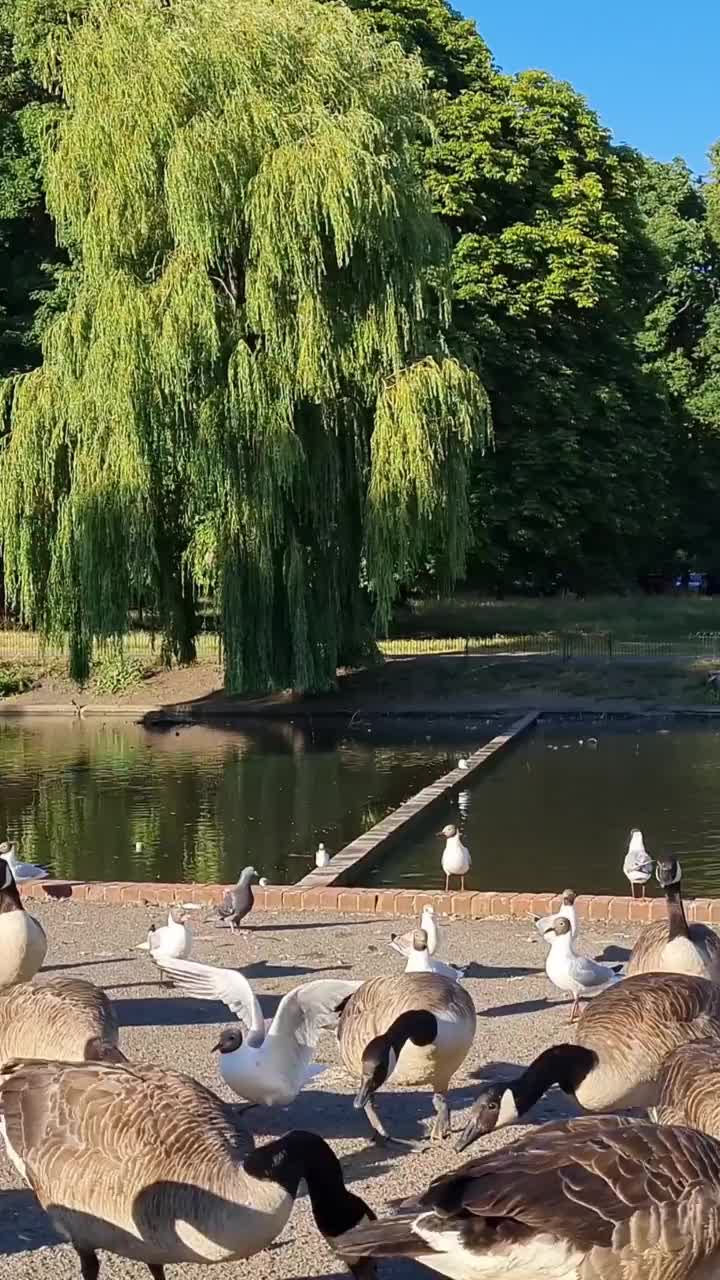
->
(0, 880), (24, 913)
(510, 1044), (597, 1113)
(386, 1009), (437, 1051)
(664, 882), (689, 940)
(244, 1131), (372, 1237)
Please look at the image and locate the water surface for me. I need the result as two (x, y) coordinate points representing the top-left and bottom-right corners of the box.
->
(0, 717), (496, 883)
(365, 722), (720, 897)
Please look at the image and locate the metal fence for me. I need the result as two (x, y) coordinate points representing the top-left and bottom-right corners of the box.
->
(379, 633), (720, 660)
(0, 629), (224, 665)
(1, 628), (720, 666)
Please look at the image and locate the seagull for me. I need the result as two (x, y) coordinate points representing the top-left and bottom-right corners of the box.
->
(624, 828), (653, 897)
(216, 865), (260, 932)
(457, 758), (469, 771)
(315, 842), (330, 869)
(151, 953), (362, 1105)
(532, 888), (578, 939)
(390, 905), (439, 959)
(403, 929), (465, 982)
(544, 917), (621, 1021)
(439, 824), (471, 892)
(136, 910), (192, 960)
(0, 842), (48, 882)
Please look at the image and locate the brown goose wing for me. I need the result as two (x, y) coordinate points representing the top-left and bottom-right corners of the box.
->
(626, 920), (669, 975)
(338, 1117), (720, 1273)
(0, 1058), (248, 1204)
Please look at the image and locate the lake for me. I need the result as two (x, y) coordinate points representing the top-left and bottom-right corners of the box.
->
(364, 722), (720, 897)
(0, 716), (498, 883)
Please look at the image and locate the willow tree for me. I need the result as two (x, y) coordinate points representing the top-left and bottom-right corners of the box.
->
(0, 0), (488, 690)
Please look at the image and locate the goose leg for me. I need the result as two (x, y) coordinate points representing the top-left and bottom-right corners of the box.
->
(431, 1091), (451, 1139)
(77, 1251), (100, 1280)
(363, 1099), (426, 1150)
(148, 1268), (166, 1280)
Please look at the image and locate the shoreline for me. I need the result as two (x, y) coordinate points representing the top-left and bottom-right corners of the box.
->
(21, 877), (720, 926)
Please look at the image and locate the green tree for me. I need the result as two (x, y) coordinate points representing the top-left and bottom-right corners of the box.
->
(638, 155), (720, 580)
(343, 0), (674, 593)
(0, 0), (488, 688)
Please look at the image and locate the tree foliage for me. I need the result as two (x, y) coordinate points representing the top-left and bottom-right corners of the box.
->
(0, 0), (488, 688)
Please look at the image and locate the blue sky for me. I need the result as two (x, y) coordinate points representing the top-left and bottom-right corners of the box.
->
(461, 2), (717, 175)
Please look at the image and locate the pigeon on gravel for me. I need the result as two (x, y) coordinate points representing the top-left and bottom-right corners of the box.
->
(216, 866), (260, 932)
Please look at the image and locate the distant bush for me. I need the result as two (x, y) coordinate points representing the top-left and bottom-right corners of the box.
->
(92, 652), (146, 695)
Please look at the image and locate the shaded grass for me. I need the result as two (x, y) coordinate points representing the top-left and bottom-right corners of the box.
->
(341, 654), (720, 708)
(391, 593), (720, 641)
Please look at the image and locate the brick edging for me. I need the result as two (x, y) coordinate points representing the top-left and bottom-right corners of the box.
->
(19, 879), (720, 925)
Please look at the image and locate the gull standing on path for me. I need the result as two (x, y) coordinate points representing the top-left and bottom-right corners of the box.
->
(0, 841), (48, 882)
(403, 929), (465, 982)
(532, 888), (578, 939)
(151, 953), (362, 1105)
(624, 828), (653, 897)
(390, 905), (440, 959)
(136, 910), (192, 960)
(439, 824), (471, 892)
(544, 917), (621, 1021)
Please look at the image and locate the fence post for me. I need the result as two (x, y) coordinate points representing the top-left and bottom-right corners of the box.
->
(561, 633), (570, 662)
(608, 632), (613, 660)
(465, 637), (469, 658)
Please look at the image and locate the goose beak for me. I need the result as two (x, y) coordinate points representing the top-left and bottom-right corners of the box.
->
(455, 1110), (493, 1153)
(211, 1039), (222, 1053)
(353, 1080), (374, 1110)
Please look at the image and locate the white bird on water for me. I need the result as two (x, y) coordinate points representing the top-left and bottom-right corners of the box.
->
(544, 917), (621, 1021)
(624, 828), (653, 898)
(0, 841), (48, 883)
(315, 842), (330, 869)
(150, 953), (361, 1105)
(439, 823), (471, 892)
(136, 910), (192, 960)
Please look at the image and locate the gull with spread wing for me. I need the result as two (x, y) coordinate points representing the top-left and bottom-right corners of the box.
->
(152, 952), (361, 1106)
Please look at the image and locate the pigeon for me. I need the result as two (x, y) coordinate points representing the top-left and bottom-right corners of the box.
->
(216, 866), (260, 932)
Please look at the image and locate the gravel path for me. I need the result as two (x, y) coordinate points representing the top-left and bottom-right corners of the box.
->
(0, 902), (641, 1279)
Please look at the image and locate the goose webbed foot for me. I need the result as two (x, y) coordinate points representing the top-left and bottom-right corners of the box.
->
(430, 1092), (451, 1140)
(363, 1100), (426, 1149)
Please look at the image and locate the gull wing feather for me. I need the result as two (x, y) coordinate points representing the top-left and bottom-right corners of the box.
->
(571, 955), (619, 989)
(267, 979), (364, 1049)
(151, 955), (264, 1036)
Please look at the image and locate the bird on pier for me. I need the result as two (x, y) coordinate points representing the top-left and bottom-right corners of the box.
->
(439, 824), (471, 892)
(315, 842), (330, 869)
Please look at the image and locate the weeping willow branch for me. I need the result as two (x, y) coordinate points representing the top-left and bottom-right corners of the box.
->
(0, 0), (489, 691)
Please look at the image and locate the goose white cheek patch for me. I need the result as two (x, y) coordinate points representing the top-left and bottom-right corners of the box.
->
(497, 1089), (519, 1127)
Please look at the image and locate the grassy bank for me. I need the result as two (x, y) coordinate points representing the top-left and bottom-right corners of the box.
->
(392, 592), (720, 641)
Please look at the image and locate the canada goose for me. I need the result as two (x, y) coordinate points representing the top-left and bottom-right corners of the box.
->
(315, 842), (330, 868)
(136, 910), (192, 960)
(0, 976), (124, 1065)
(455, 971), (720, 1152)
(654, 1038), (720, 1136)
(403, 930), (465, 983)
(216, 865), (260, 931)
(337, 973), (476, 1145)
(152, 952), (361, 1105)
(627, 856), (720, 982)
(439, 824), (471, 892)
(543, 917), (620, 1020)
(624, 828), (653, 897)
(0, 840), (48, 882)
(0, 1057), (376, 1280)
(391, 905), (439, 959)
(0, 858), (46, 987)
(532, 888), (577, 939)
(337, 1114), (720, 1280)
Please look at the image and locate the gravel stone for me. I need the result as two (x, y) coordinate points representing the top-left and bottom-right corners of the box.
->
(0, 902), (641, 1278)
